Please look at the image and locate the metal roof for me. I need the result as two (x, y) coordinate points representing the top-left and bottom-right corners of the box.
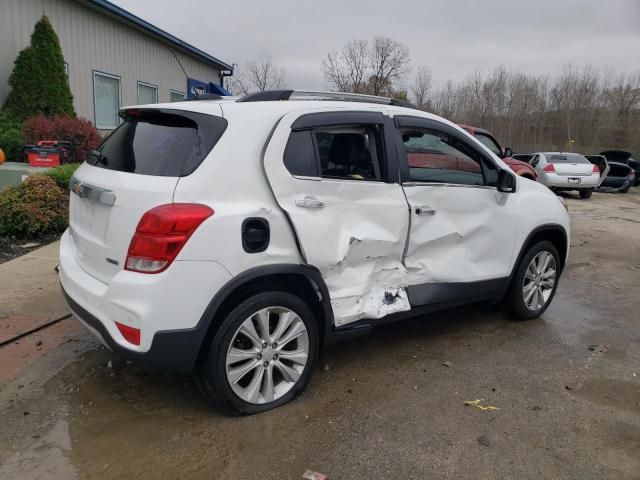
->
(78, 0), (233, 72)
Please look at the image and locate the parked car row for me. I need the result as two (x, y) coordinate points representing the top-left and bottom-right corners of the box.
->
(458, 124), (637, 200)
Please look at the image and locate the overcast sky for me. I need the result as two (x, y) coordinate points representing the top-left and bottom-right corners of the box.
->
(112, 0), (640, 90)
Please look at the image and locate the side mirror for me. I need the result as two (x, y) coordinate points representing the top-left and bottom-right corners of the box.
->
(497, 169), (516, 193)
(503, 147), (513, 158)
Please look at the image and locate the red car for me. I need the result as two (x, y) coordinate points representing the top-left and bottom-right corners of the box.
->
(459, 125), (537, 180)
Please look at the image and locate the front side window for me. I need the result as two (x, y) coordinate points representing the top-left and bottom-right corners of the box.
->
(474, 133), (502, 157)
(93, 72), (120, 129)
(401, 128), (485, 186)
(137, 82), (158, 104)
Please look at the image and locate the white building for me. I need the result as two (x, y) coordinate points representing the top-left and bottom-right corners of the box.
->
(0, 0), (233, 132)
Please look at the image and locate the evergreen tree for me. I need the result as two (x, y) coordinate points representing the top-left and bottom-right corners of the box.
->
(2, 15), (75, 122)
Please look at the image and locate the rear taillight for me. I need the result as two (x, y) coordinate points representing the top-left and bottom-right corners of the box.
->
(543, 164), (555, 173)
(125, 203), (214, 274)
(593, 164), (600, 174)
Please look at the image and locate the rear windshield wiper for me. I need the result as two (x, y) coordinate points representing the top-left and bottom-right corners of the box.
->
(89, 150), (108, 166)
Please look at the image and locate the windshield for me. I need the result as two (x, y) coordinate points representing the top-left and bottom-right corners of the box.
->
(548, 153), (590, 164)
(474, 133), (502, 157)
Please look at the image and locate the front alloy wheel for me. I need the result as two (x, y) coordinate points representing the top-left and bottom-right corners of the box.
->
(522, 251), (556, 311)
(507, 240), (560, 320)
(226, 307), (309, 404)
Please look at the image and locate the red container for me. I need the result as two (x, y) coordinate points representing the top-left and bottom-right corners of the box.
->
(24, 140), (71, 167)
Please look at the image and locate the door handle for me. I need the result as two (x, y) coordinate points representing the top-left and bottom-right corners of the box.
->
(415, 205), (436, 216)
(295, 196), (325, 209)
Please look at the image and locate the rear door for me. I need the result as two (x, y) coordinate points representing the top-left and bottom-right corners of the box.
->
(394, 115), (517, 304)
(69, 108), (227, 284)
(263, 109), (411, 325)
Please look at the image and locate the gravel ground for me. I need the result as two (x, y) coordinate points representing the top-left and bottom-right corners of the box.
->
(0, 189), (639, 480)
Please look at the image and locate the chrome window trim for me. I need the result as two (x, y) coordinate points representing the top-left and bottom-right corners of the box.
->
(402, 181), (496, 190)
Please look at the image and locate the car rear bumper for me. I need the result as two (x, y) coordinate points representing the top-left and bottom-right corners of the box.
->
(539, 172), (599, 189)
(58, 229), (232, 373)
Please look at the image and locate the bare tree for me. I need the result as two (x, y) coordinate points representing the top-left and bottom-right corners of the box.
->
(323, 39), (369, 93)
(411, 66), (432, 109)
(323, 37), (410, 96)
(425, 64), (640, 155)
(368, 37), (411, 96)
(227, 52), (287, 95)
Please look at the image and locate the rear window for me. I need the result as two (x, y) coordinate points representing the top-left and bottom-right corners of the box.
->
(548, 153), (589, 164)
(89, 110), (227, 176)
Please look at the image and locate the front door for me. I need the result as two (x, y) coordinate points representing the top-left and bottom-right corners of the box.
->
(263, 109), (411, 326)
(394, 115), (518, 305)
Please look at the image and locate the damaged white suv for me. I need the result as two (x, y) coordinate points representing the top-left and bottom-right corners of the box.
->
(59, 90), (570, 414)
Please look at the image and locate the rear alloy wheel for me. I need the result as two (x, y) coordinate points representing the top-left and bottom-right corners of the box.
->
(507, 241), (560, 320)
(579, 189), (593, 199)
(198, 291), (318, 415)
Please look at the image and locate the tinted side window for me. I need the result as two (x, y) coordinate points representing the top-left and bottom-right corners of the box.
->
(284, 130), (318, 177)
(401, 128), (485, 186)
(314, 126), (382, 181)
(92, 111), (227, 177)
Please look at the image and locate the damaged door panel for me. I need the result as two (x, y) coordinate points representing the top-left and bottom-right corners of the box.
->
(403, 184), (515, 283)
(395, 117), (517, 294)
(263, 109), (411, 326)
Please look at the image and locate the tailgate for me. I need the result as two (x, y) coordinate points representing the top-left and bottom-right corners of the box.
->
(69, 166), (177, 284)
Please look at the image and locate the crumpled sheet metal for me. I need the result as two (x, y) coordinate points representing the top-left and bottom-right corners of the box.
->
(322, 234), (411, 326)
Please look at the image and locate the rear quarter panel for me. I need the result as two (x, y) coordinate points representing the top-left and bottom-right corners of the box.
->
(172, 105), (303, 275)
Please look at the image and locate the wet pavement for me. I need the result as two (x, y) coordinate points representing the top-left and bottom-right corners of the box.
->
(1, 190), (639, 479)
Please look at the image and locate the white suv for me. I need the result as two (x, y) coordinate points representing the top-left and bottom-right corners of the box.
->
(59, 91), (570, 414)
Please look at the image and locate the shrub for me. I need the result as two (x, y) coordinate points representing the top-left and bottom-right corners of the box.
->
(0, 175), (68, 238)
(23, 115), (100, 163)
(0, 111), (24, 162)
(44, 163), (81, 190)
(1, 16), (74, 122)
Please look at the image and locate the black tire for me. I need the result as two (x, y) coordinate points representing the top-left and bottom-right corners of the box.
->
(197, 291), (319, 415)
(579, 189), (593, 199)
(619, 185), (630, 193)
(506, 240), (560, 320)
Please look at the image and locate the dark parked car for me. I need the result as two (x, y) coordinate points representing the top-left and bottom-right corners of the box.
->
(600, 150), (640, 186)
(594, 160), (636, 193)
(511, 154), (532, 163)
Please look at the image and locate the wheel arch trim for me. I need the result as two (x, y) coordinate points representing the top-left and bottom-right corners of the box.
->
(504, 223), (568, 297)
(193, 264), (334, 362)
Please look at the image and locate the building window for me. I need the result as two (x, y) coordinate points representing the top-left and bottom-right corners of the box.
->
(137, 81), (158, 104)
(93, 71), (120, 129)
(169, 90), (185, 102)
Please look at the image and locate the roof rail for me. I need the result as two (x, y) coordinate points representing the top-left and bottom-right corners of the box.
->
(237, 90), (419, 109)
(183, 93), (224, 101)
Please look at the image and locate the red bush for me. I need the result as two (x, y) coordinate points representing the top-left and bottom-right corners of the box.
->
(23, 115), (100, 163)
